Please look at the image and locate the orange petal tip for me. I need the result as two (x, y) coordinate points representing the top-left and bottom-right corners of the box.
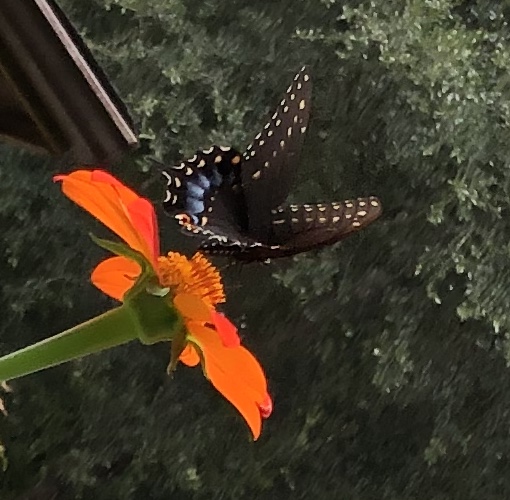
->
(258, 394), (273, 419)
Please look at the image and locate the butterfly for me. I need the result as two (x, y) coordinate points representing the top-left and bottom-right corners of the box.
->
(162, 66), (382, 262)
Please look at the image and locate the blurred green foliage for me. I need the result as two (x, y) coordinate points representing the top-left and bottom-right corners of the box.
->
(3, 0), (510, 498)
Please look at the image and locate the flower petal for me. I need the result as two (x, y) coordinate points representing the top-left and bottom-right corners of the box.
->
(54, 170), (159, 265)
(91, 256), (141, 301)
(179, 344), (200, 367)
(189, 325), (270, 440)
(211, 311), (240, 348)
(173, 293), (212, 322)
(126, 197), (160, 265)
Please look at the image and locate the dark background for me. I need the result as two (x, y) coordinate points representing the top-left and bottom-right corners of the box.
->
(2, 0), (510, 498)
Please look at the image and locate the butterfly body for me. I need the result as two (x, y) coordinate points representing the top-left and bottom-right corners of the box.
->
(161, 67), (382, 261)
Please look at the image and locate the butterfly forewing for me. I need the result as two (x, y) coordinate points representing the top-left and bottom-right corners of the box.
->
(162, 145), (242, 223)
(269, 197), (382, 250)
(241, 66), (312, 239)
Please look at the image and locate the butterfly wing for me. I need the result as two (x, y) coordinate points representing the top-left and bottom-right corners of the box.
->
(268, 197), (382, 253)
(162, 145), (244, 226)
(241, 66), (312, 241)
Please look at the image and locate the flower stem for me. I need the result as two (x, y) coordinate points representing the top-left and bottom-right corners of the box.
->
(0, 306), (138, 381)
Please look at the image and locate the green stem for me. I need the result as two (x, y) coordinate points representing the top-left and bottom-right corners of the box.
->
(0, 305), (138, 381)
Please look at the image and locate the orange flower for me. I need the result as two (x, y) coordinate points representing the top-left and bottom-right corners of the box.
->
(54, 170), (272, 439)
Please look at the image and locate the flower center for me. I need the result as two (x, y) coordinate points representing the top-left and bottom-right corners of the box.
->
(157, 252), (225, 307)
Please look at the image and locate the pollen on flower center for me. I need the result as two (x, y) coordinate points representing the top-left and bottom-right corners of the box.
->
(157, 252), (225, 307)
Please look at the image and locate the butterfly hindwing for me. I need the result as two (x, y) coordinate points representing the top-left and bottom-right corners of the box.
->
(178, 220), (260, 256)
(162, 145), (242, 223)
(241, 66), (312, 240)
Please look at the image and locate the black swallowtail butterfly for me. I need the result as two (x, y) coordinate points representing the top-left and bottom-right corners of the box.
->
(162, 67), (382, 262)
